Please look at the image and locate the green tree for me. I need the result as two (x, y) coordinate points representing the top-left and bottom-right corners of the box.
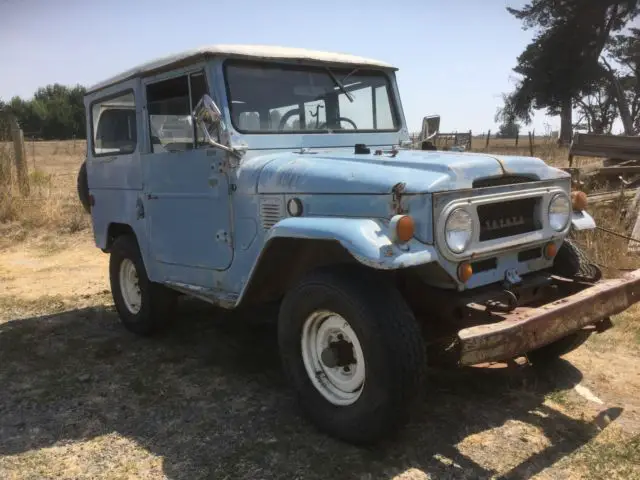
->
(495, 93), (521, 138)
(2, 84), (87, 139)
(0, 100), (10, 139)
(506, 0), (639, 143)
(497, 121), (521, 138)
(605, 27), (640, 133)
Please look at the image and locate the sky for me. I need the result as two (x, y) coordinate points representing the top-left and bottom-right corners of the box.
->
(1, 0), (566, 135)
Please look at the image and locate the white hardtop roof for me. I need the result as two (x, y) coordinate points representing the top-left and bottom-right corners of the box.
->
(87, 44), (396, 94)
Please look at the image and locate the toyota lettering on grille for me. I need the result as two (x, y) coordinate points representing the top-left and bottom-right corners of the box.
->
(484, 215), (526, 232)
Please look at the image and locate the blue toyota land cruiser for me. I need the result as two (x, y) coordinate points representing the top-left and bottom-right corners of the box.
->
(77, 45), (640, 444)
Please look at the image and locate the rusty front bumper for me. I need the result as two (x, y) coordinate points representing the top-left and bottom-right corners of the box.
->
(457, 268), (640, 366)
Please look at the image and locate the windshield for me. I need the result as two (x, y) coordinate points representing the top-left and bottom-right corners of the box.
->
(224, 61), (400, 134)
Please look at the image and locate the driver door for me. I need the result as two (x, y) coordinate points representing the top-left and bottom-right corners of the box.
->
(142, 68), (233, 287)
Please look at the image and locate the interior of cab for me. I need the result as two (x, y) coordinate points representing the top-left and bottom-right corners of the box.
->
(224, 60), (399, 134)
(92, 92), (137, 156)
(145, 71), (208, 153)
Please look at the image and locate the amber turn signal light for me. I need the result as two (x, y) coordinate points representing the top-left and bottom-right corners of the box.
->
(391, 215), (415, 243)
(457, 262), (473, 283)
(544, 242), (557, 259)
(571, 190), (588, 211)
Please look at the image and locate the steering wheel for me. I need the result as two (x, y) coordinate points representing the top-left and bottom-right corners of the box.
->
(277, 108), (358, 131)
(318, 118), (357, 130)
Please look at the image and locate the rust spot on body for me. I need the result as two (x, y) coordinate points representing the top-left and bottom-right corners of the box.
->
(391, 182), (407, 214)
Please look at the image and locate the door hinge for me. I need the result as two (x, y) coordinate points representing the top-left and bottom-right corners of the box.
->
(211, 160), (229, 174)
(215, 230), (232, 245)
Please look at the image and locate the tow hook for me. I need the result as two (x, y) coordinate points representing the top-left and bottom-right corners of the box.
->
(484, 268), (522, 313)
(485, 290), (519, 313)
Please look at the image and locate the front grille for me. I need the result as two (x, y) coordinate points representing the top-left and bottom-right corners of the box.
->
(478, 197), (540, 241)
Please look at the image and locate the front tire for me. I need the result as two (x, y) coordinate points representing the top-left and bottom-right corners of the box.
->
(109, 235), (176, 336)
(278, 267), (427, 445)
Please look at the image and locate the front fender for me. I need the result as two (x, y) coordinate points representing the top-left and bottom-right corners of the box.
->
(571, 210), (596, 231)
(267, 217), (437, 270)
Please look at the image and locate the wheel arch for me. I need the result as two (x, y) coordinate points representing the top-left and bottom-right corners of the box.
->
(236, 216), (439, 307)
(105, 222), (137, 252)
(237, 237), (362, 306)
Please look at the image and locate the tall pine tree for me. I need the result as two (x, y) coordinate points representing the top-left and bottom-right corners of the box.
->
(506, 0), (639, 143)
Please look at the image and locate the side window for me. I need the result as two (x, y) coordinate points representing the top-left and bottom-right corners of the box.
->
(91, 91), (137, 156)
(146, 71), (208, 153)
(190, 72), (208, 146)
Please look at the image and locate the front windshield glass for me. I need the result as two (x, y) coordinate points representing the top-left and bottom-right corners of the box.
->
(224, 60), (399, 134)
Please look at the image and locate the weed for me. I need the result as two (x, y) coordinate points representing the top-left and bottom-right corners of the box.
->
(573, 429), (640, 479)
(546, 389), (573, 407)
(28, 168), (52, 187)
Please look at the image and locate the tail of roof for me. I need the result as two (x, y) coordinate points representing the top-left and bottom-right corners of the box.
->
(87, 44), (396, 94)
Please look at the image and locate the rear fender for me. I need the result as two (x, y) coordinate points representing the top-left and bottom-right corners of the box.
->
(266, 217), (437, 270)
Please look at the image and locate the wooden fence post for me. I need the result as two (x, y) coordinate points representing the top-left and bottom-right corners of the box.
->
(9, 116), (30, 196)
(528, 131), (534, 157)
(485, 130), (491, 150)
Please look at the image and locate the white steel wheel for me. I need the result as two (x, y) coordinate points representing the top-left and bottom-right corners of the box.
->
(119, 258), (142, 314)
(301, 310), (366, 406)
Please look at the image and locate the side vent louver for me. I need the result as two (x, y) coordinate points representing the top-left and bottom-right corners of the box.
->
(260, 197), (284, 230)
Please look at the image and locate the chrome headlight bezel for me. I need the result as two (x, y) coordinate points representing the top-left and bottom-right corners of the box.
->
(444, 207), (474, 254)
(548, 193), (571, 232)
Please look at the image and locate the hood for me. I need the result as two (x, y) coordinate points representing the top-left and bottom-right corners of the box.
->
(246, 149), (569, 195)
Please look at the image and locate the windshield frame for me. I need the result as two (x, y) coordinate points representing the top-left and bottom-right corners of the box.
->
(222, 59), (402, 135)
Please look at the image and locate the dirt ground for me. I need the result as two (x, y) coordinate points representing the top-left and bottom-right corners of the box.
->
(0, 141), (639, 479)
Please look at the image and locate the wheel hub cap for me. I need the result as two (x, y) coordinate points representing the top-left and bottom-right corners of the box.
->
(119, 259), (142, 315)
(301, 311), (365, 406)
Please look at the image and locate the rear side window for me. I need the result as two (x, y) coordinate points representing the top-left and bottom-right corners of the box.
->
(91, 91), (137, 156)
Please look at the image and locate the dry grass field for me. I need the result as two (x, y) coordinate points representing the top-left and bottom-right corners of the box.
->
(0, 140), (639, 479)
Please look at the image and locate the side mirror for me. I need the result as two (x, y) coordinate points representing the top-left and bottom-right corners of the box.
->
(421, 115), (441, 141)
(192, 94), (245, 159)
(193, 94), (224, 144)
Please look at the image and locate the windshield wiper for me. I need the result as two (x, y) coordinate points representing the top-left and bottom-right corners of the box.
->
(326, 67), (354, 103)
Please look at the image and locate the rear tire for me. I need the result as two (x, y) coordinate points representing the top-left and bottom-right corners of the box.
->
(77, 161), (90, 214)
(552, 238), (601, 282)
(278, 267), (427, 445)
(109, 235), (176, 336)
(538, 238), (598, 365)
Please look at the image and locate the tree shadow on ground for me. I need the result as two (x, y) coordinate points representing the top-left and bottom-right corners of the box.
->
(0, 299), (622, 479)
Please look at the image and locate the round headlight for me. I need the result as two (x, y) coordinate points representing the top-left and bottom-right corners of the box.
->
(548, 194), (570, 231)
(445, 208), (473, 253)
